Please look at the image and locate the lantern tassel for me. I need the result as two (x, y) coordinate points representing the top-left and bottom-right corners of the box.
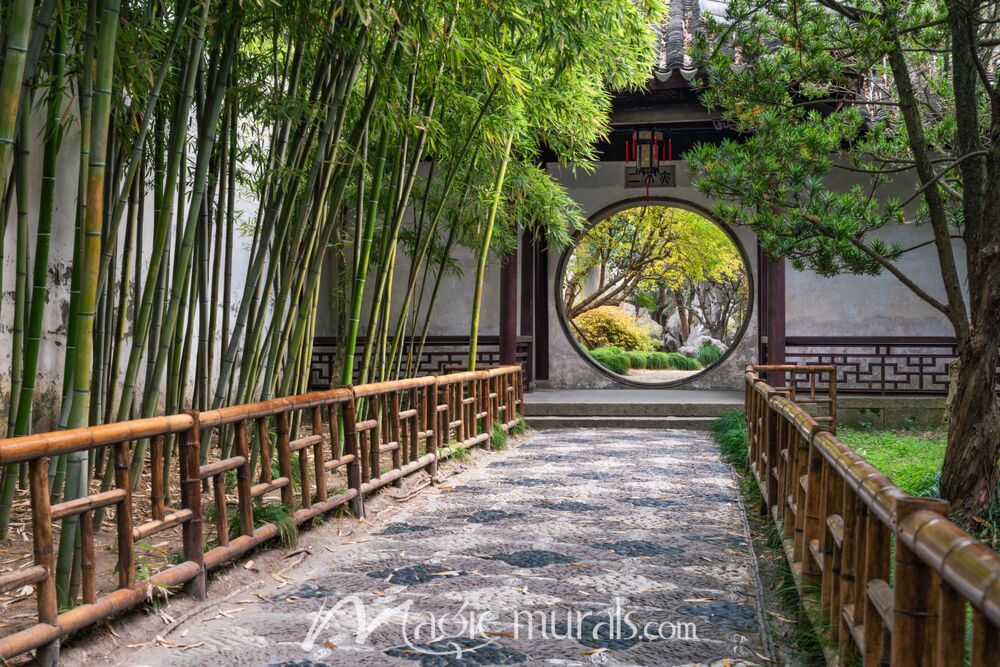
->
(668, 137), (673, 162)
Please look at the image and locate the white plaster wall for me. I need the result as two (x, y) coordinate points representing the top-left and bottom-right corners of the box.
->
(1, 107), (255, 432)
(315, 237), (502, 339)
(784, 168), (962, 337)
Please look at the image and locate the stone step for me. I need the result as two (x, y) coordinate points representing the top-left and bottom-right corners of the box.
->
(525, 415), (718, 431)
(523, 392), (740, 417)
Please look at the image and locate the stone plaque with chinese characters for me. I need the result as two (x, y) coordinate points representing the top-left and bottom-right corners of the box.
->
(624, 165), (676, 188)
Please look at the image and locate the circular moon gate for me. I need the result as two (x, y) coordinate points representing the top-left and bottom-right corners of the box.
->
(556, 199), (754, 388)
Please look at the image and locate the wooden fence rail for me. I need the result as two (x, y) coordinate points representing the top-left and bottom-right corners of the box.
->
(745, 364), (1000, 666)
(0, 365), (523, 665)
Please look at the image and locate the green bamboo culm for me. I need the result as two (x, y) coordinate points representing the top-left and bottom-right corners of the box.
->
(468, 130), (515, 371)
(0, 0), (34, 205)
(341, 130), (390, 385)
(56, 0), (122, 606)
(0, 7), (66, 537)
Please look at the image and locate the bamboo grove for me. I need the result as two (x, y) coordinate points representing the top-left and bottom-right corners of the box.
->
(0, 1), (663, 603)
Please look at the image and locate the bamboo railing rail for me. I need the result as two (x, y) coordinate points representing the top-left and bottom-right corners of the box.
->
(0, 365), (523, 664)
(745, 364), (1000, 666)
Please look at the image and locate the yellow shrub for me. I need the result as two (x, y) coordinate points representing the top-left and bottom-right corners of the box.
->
(573, 306), (653, 351)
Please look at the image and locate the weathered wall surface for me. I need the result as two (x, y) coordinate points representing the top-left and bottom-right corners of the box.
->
(1, 109), (255, 433)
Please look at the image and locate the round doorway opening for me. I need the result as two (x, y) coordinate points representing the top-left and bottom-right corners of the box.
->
(558, 203), (751, 387)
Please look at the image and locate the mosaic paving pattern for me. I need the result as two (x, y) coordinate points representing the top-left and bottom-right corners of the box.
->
(129, 429), (767, 666)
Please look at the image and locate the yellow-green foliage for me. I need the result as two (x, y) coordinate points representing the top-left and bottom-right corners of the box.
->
(573, 306), (653, 351)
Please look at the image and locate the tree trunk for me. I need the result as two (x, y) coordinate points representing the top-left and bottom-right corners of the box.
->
(942, 338), (1000, 517)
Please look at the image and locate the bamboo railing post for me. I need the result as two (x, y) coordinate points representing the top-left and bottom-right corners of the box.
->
(892, 497), (950, 666)
(861, 511), (891, 664)
(505, 372), (514, 429)
(428, 380), (439, 476)
(478, 377), (490, 450)
(343, 397), (364, 517)
(370, 397), (382, 483)
(312, 405), (327, 504)
(390, 391), (402, 485)
(837, 489), (861, 659)
(409, 388), (419, 463)
(181, 412), (206, 600)
(213, 472), (229, 547)
(81, 510), (96, 604)
(234, 420), (254, 536)
(150, 435), (164, 521)
(29, 458), (59, 665)
(764, 393), (779, 515)
(257, 417), (272, 484)
(275, 411), (294, 507)
(115, 440), (134, 589)
(935, 582), (965, 667)
(828, 370), (838, 431)
(483, 376), (497, 447)
(792, 429), (809, 561)
(298, 421), (312, 510)
(801, 433), (823, 580)
(826, 475), (845, 645)
(971, 610), (1000, 666)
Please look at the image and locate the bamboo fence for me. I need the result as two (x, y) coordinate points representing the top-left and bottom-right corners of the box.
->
(0, 365), (523, 664)
(746, 364), (1000, 666)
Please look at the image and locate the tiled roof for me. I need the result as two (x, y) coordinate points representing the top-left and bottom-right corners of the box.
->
(652, 0), (731, 82)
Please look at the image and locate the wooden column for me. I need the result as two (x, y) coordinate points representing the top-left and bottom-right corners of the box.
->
(534, 238), (550, 381)
(520, 233), (534, 337)
(499, 244), (519, 365)
(763, 251), (786, 386)
(520, 232), (535, 384)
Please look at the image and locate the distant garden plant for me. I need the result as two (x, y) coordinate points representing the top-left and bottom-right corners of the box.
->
(572, 306), (654, 351)
(696, 343), (723, 367)
(588, 347), (701, 375)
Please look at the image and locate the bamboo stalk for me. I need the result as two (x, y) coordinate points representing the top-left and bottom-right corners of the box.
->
(469, 131), (515, 370)
(56, 0), (123, 606)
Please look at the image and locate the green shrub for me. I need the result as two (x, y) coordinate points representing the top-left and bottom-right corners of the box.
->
(696, 343), (724, 367)
(573, 306), (653, 351)
(589, 347), (630, 375)
(665, 352), (701, 371)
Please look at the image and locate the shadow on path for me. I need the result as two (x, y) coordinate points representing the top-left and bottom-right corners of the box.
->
(114, 428), (767, 666)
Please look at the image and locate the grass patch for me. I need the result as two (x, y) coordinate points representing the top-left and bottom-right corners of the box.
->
(711, 410), (748, 468)
(622, 350), (648, 369)
(209, 501), (298, 548)
(664, 352), (700, 371)
(588, 347), (702, 374)
(589, 347), (629, 375)
(838, 428), (946, 497)
(490, 421), (509, 450)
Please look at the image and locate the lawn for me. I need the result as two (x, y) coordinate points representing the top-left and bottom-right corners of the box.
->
(837, 428), (946, 497)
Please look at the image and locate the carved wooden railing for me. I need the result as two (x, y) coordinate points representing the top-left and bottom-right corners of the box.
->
(780, 336), (1000, 395)
(745, 364), (1000, 665)
(309, 335), (533, 391)
(0, 366), (523, 664)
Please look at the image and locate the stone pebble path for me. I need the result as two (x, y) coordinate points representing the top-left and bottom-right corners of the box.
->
(129, 428), (768, 666)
